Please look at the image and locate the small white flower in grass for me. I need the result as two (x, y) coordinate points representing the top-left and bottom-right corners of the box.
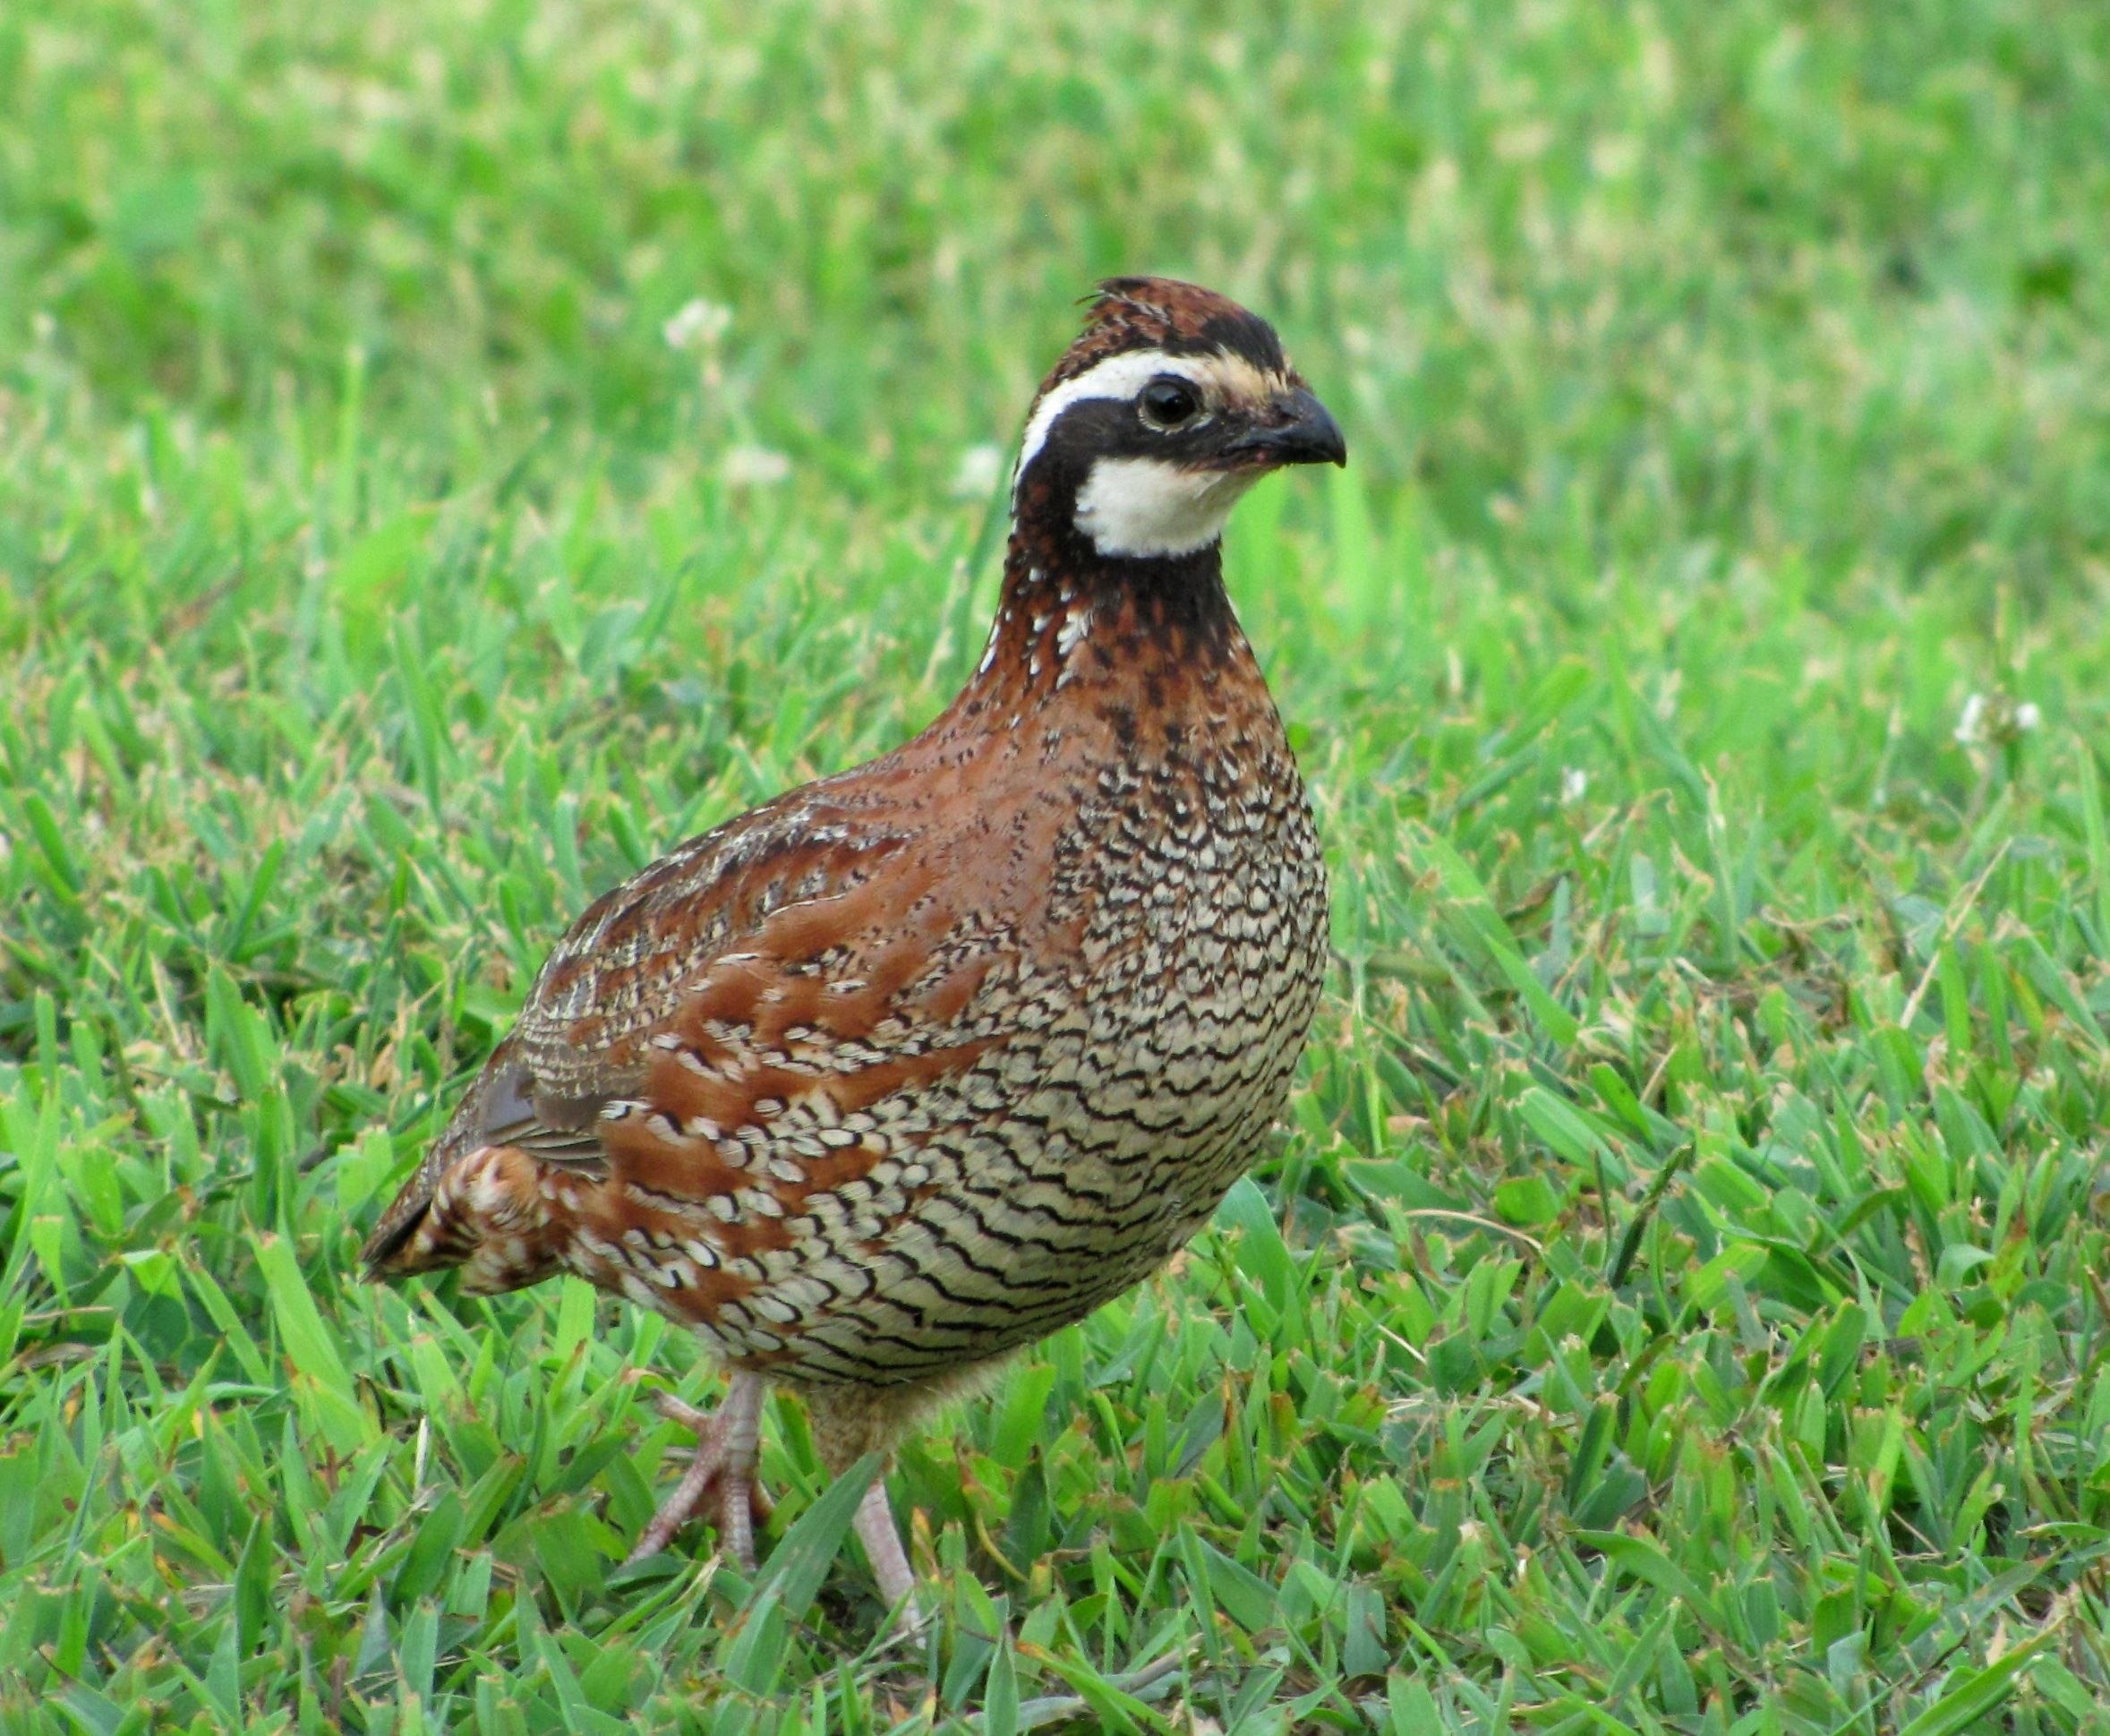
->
(1954, 692), (1986, 744)
(662, 297), (731, 353)
(721, 444), (790, 488)
(2016, 701), (2041, 731)
(949, 442), (1004, 500)
(1560, 767), (1588, 806)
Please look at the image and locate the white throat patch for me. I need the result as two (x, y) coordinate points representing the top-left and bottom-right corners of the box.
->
(1072, 457), (1260, 558)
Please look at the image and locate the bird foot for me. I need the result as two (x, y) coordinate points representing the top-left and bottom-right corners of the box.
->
(623, 1373), (769, 1569)
(623, 1375), (924, 1624)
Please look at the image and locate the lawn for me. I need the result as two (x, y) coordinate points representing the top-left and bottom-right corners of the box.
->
(4, 0), (2110, 1729)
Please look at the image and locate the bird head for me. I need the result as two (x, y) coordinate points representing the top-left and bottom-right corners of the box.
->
(1010, 278), (1346, 562)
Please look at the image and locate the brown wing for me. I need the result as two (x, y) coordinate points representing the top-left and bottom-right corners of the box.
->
(358, 776), (1011, 1279)
(495, 787), (923, 1146)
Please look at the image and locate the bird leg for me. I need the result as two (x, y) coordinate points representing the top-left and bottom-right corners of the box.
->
(852, 1472), (918, 1617)
(624, 1371), (768, 1569)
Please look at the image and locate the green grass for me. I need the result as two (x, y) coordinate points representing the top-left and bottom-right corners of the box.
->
(5, 0), (2110, 1728)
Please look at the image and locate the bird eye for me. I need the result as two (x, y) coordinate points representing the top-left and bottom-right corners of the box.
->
(1138, 377), (1201, 430)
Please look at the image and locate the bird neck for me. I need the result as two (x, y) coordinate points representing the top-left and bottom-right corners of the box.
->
(949, 514), (1247, 723)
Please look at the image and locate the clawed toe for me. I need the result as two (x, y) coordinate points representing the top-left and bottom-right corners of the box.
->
(651, 1392), (717, 1432)
(620, 1375), (920, 1620)
(623, 1371), (767, 1569)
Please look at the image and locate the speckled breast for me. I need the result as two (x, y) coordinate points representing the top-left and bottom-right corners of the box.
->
(705, 718), (1329, 1389)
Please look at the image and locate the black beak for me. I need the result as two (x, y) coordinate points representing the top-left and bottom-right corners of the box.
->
(1226, 387), (1347, 468)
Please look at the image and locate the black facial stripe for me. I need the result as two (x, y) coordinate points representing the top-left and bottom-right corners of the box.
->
(1031, 397), (1237, 480)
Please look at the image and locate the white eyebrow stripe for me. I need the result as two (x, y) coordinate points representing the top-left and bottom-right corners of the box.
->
(1011, 349), (1209, 492)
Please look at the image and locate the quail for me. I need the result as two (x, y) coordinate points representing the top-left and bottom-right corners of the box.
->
(362, 278), (1345, 1608)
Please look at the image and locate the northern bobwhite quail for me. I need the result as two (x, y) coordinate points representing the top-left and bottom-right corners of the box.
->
(362, 278), (1344, 1609)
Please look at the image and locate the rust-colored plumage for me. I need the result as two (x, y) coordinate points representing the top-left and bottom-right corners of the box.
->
(363, 278), (1345, 1608)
